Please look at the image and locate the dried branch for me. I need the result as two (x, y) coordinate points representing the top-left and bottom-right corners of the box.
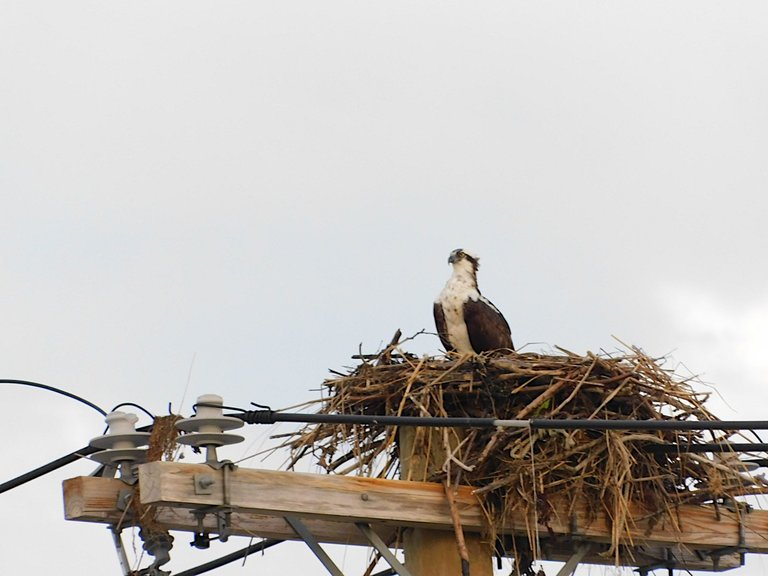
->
(279, 339), (763, 563)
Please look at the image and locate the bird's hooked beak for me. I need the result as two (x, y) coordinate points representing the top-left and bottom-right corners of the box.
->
(448, 249), (463, 265)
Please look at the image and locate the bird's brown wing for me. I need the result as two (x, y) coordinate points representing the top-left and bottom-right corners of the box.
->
(433, 302), (455, 352)
(463, 298), (514, 352)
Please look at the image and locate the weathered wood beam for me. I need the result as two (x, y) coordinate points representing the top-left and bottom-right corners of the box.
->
(135, 461), (768, 553)
(62, 461), (767, 572)
(63, 476), (391, 545)
(138, 461), (485, 531)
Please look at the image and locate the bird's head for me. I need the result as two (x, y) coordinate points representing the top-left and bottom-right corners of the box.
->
(447, 248), (480, 274)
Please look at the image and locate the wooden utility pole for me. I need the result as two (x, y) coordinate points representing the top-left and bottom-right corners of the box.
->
(399, 427), (492, 576)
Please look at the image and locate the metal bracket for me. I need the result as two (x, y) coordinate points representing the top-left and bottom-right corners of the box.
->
(207, 457), (238, 472)
(216, 509), (232, 542)
(635, 549), (679, 576)
(355, 522), (412, 576)
(137, 567), (170, 576)
(116, 489), (134, 512)
(189, 505), (234, 547)
(708, 503), (749, 570)
(110, 527), (132, 576)
(188, 460), (237, 546)
(555, 543), (591, 576)
(285, 515), (345, 576)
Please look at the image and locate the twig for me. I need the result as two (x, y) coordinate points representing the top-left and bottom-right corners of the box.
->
(444, 478), (471, 576)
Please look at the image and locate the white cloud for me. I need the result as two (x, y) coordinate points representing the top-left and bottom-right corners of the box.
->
(3, 1), (768, 574)
(658, 285), (768, 419)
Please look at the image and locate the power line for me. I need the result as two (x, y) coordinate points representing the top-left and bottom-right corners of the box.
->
(0, 423), (153, 495)
(109, 402), (155, 421)
(0, 378), (106, 416)
(0, 443), (100, 495)
(173, 538), (283, 576)
(5, 410), (767, 498)
(646, 443), (768, 454)
(0, 379), (158, 493)
(230, 408), (768, 433)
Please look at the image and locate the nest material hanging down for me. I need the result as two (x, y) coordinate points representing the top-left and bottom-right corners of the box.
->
(284, 340), (768, 560)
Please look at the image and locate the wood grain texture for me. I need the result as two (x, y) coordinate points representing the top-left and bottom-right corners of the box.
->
(63, 462), (768, 571)
(139, 461), (486, 531)
(399, 426), (492, 576)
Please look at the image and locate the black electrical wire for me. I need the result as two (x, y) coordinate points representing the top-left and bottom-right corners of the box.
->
(231, 409), (768, 432)
(0, 378), (107, 494)
(529, 419), (768, 431)
(0, 379), (159, 492)
(101, 402), (154, 434)
(109, 402), (155, 421)
(235, 410), (506, 428)
(4, 398), (763, 574)
(0, 423), (154, 495)
(229, 409), (768, 457)
(6, 409), (764, 497)
(0, 443), (100, 495)
(0, 379), (107, 416)
(645, 443), (768, 454)
(173, 538), (284, 576)
(193, 401), (249, 414)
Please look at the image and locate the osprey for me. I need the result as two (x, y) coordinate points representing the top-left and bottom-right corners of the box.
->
(433, 249), (514, 355)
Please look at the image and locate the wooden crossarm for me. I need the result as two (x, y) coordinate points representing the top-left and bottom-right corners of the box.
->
(63, 461), (768, 571)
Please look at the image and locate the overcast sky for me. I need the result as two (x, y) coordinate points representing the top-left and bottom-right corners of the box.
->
(2, 2), (768, 575)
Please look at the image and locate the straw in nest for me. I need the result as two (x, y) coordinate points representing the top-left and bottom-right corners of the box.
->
(284, 336), (768, 566)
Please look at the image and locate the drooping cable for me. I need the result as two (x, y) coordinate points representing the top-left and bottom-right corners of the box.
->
(109, 402), (155, 421)
(0, 443), (99, 495)
(0, 423), (153, 495)
(0, 379), (107, 416)
(0, 379), (161, 493)
(0, 378), (106, 494)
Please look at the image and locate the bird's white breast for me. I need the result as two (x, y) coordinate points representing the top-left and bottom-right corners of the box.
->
(436, 274), (480, 355)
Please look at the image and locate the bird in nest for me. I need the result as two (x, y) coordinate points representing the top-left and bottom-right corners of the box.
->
(434, 248), (514, 356)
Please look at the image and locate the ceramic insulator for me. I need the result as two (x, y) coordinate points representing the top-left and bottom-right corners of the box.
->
(104, 412), (140, 450)
(196, 394), (226, 434)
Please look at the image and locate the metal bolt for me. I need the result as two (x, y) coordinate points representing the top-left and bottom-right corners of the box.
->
(194, 473), (215, 494)
(361, 493), (369, 501)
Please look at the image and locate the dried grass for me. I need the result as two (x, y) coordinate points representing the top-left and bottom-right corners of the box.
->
(128, 415), (181, 548)
(284, 337), (768, 563)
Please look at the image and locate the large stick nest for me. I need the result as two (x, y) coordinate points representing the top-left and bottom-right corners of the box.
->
(284, 336), (767, 561)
